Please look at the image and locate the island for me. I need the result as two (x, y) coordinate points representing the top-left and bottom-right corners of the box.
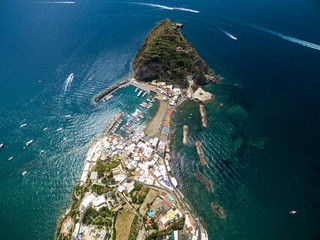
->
(55, 19), (219, 240)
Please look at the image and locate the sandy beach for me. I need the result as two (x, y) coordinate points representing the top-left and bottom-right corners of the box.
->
(144, 99), (168, 136)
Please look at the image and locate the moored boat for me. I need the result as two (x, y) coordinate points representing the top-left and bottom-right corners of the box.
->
(26, 140), (33, 147)
(137, 90), (143, 97)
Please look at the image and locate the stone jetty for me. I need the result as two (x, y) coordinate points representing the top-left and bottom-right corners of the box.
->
(199, 104), (207, 128)
(103, 111), (123, 136)
(94, 78), (130, 103)
(195, 172), (214, 192)
(182, 125), (189, 145)
(195, 140), (207, 166)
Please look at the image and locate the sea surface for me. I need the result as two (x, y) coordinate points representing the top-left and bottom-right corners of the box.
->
(1, 0), (320, 239)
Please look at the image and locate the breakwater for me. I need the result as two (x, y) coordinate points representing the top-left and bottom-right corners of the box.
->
(93, 78), (130, 103)
(182, 125), (189, 145)
(195, 172), (214, 192)
(103, 111), (123, 136)
(199, 104), (207, 128)
(195, 140), (207, 166)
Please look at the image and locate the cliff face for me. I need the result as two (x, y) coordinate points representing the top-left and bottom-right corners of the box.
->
(132, 19), (214, 87)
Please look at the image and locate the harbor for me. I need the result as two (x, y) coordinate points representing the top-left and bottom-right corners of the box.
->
(195, 140), (207, 166)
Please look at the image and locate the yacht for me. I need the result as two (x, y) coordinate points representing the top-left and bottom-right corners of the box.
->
(43, 127), (48, 131)
(26, 140), (33, 147)
(8, 156), (13, 161)
(290, 211), (297, 215)
(20, 124), (27, 128)
(137, 90), (143, 97)
(0, 143), (3, 149)
(106, 95), (113, 101)
(142, 91), (147, 97)
(65, 115), (71, 118)
(56, 128), (63, 132)
(22, 171), (27, 176)
(61, 137), (67, 143)
(135, 88), (138, 92)
(40, 150), (45, 154)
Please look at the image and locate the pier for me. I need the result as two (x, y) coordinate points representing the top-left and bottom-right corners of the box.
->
(103, 111), (123, 136)
(182, 125), (189, 145)
(199, 104), (207, 128)
(195, 140), (207, 166)
(94, 78), (130, 103)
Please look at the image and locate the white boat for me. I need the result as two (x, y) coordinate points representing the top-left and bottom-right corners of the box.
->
(290, 211), (297, 215)
(20, 124), (27, 128)
(26, 140), (33, 147)
(65, 115), (71, 118)
(22, 171), (27, 176)
(40, 150), (45, 154)
(137, 90), (143, 97)
(142, 91), (147, 97)
(135, 88), (138, 92)
(61, 137), (67, 142)
(43, 127), (48, 131)
(106, 95), (113, 101)
(8, 156), (13, 161)
(56, 128), (63, 132)
(0, 143), (3, 149)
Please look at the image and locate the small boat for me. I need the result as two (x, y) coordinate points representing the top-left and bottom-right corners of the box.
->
(22, 171), (27, 176)
(65, 115), (71, 118)
(0, 143), (3, 149)
(20, 124), (27, 128)
(106, 95), (113, 101)
(56, 128), (63, 132)
(137, 90), (143, 97)
(135, 88), (138, 92)
(142, 91), (147, 97)
(8, 156), (13, 161)
(61, 137), (67, 143)
(40, 150), (45, 154)
(290, 211), (297, 215)
(43, 127), (48, 131)
(26, 140), (33, 147)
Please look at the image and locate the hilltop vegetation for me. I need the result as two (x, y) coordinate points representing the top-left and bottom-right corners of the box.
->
(132, 19), (214, 87)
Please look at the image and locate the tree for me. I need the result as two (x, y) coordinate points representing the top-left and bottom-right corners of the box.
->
(131, 195), (137, 203)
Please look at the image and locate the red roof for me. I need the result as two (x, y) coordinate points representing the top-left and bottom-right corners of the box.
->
(162, 200), (171, 207)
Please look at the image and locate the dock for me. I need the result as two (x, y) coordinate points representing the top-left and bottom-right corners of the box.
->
(195, 140), (207, 166)
(199, 104), (207, 128)
(94, 78), (130, 103)
(103, 111), (123, 136)
(182, 125), (189, 145)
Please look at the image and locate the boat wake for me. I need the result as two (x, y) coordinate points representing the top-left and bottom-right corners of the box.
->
(220, 28), (237, 40)
(37, 1), (75, 3)
(249, 24), (320, 51)
(136, 3), (199, 13)
(64, 73), (74, 92)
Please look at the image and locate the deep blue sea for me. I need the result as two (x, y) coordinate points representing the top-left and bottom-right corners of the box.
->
(1, 0), (320, 239)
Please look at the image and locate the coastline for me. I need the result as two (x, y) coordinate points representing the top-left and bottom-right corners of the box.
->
(56, 78), (209, 240)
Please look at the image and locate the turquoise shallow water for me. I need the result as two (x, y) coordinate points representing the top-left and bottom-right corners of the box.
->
(1, 0), (320, 239)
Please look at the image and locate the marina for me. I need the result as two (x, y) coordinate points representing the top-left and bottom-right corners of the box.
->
(195, 140), (207, 166)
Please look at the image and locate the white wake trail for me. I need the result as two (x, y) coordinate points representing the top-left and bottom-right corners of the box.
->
(38, 1), (75, 4)
(250, 24), (320, 51)
(136, 3), (199, 13)
(64, 74), (74, 92)
(220, 28), (237, 40)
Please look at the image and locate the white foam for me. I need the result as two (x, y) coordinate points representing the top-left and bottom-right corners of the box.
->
(220, 28), (237, 40)
(250, 24), (320, 51)
(38, 1), (75, 4)
(136, 3), (199, 13)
